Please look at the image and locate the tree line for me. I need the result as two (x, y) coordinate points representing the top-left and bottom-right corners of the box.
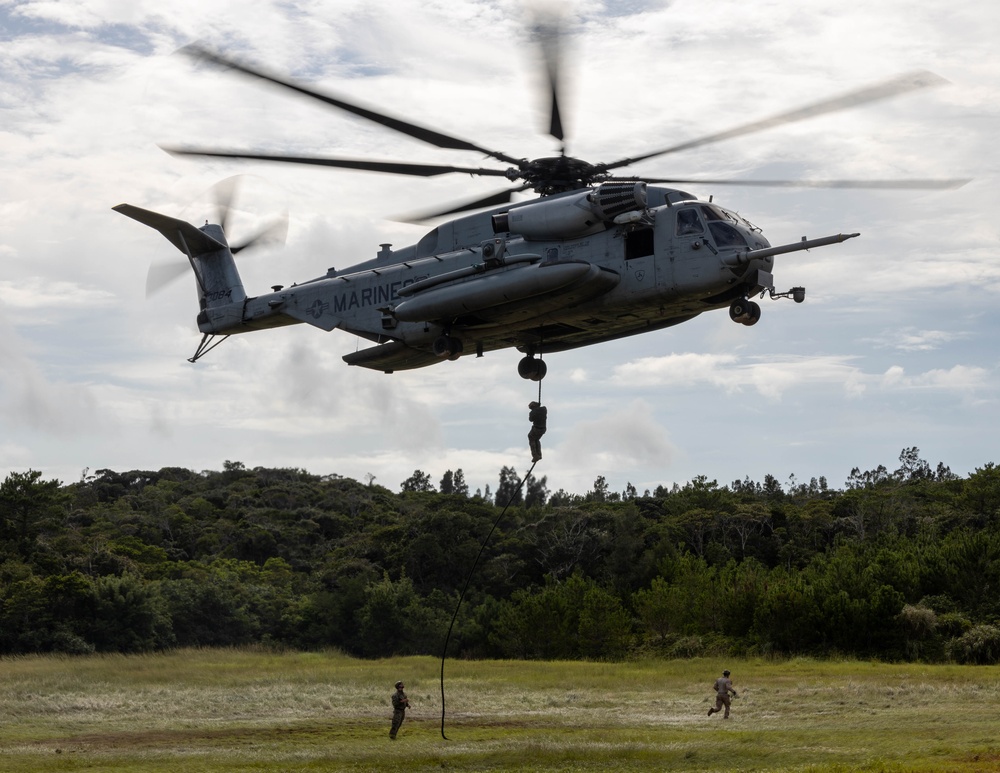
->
(1, 448), (999, 663)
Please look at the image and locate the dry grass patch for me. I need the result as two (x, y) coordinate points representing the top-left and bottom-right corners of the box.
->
(1, 650), (998, 772)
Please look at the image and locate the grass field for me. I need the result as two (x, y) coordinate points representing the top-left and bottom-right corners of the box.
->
(1, 649), (998, 772)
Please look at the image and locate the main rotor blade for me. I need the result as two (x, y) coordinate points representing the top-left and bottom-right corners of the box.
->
(161, 146), (512, 178)
(395, 185), (529, 223)
(640, 176), (972, 189)
(531, 11), (566, 142)
(601, 70), (950, 172)
(181, 44), (523, 166)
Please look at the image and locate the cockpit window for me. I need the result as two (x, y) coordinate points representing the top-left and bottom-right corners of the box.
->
(708, 221), (748, 248)
(676, 208), (704, 236)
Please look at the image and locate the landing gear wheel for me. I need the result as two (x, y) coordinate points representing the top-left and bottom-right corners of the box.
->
(742, 301), (761, 327)
(729, 299), (749, 323)
(433, 335), (463, 359)
(518, 356), (547, 381)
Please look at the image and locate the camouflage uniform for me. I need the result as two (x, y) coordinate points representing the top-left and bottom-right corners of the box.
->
(528, 401), (547, 462)
(707, 670), (738, 718)
(390, 681), (409, 739)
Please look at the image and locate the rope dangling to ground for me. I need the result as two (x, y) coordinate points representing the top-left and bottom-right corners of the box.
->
(439, 457), (538, 739)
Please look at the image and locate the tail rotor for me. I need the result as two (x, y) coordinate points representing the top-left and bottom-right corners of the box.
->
(145, 175), (287, 297)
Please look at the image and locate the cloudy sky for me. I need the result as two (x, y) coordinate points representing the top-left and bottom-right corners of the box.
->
(1, 0), (997, 498)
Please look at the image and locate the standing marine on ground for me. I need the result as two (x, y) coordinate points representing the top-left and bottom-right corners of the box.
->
(527, 401), (547, 462)
(707, 669), (738, 718)
(390, 680), (410, 739)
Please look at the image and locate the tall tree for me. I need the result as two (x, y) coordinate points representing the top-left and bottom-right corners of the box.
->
(400, 470), (434, 493)
(495, 466), (523, 506)
(587, 475), (610, 502)
(525, 474), (549, 509)
(452, 469), (470, 497)
(0, 470), (65, 555)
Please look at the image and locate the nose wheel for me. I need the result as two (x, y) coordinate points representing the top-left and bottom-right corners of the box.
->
(518, 355), (547, 381)
(729, 299), (761, 326)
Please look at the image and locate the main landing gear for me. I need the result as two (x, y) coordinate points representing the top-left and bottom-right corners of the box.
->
(729, 298), (761, 326)
(433, 333), (463, 360)
(518, 355), (547, 381)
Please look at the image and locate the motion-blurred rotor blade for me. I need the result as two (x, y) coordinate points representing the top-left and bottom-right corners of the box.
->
(180, 44), (523, 166)
(211, 174), (241, 233)
(161, 146), (512, 178)
(531, 11), (566, 142)
(395, 186), (529, 224)
(146, 260), (190, 298)
(639, 176), (972, 189)
(231, 212), (289, 255)
(601, 71), (950, 172)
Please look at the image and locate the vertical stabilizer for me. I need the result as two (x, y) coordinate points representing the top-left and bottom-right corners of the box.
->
(113, 204), (248, 328)
(190, 222), (248, 308)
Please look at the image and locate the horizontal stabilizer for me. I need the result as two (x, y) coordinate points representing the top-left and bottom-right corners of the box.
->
(113, 204), (227, 257)
(343, 341), (442, 372)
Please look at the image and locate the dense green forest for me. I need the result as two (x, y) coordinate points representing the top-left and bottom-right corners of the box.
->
(2, 448), (999, 664)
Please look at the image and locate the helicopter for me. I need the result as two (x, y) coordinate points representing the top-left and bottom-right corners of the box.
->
(114, 33), (968, 380)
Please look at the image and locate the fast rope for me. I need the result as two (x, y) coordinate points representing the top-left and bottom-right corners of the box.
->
(438, 458), (539, 739)
(439, 350), (544, 739)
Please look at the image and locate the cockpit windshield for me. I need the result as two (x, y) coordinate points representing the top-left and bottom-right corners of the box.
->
(707, 220), (747, 247)
(700, 204), (748, 248)
(675, 204), (748, 247)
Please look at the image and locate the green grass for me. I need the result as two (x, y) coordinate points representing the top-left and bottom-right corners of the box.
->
(1, 649), (998, 771)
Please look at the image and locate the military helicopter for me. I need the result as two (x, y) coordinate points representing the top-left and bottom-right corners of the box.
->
(115, 30), (967, 380)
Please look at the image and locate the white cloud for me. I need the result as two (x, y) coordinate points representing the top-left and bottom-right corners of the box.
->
(611, 352), (867, 399)
(0, 279), (117, 312)
(611, 353), (739, 388)
(865, 327), (966, 352)
(0, 314), (108, 436)
(880, 364), (989, 393)
(560, 399), (677, 469)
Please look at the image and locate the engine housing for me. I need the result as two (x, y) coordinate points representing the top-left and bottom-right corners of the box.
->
(492, 181), (647, 239)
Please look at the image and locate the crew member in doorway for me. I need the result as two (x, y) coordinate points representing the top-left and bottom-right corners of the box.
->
(528, 401), (547, 462)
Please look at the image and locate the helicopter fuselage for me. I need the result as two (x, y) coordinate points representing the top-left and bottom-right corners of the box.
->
(186, 182), (842, 375)
(115, 44), (959, 377)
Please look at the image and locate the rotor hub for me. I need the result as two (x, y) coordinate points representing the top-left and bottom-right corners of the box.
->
(512, 156), (608, 195)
